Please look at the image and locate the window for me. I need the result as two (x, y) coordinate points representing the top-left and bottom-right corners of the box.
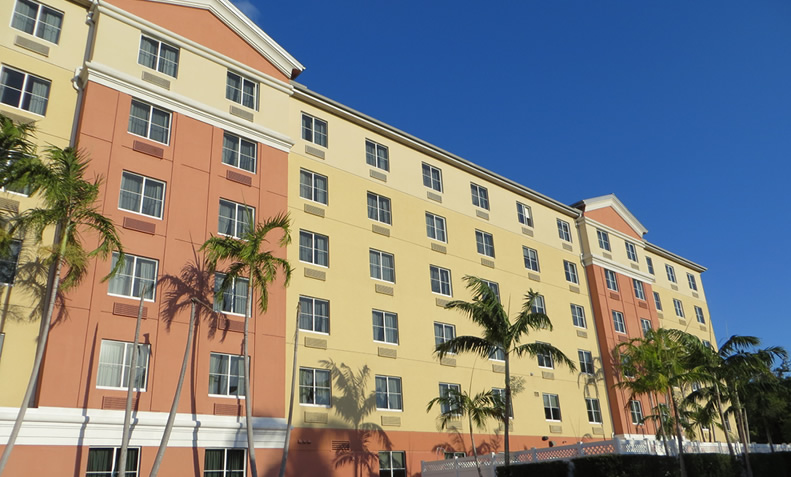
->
(612, 310), (626, 334)
(633, 279), (645, 300)
(641, 318), (652, 336)
(373, 310), (398, 344)
(0, 66), (50, 115)
(694, 306), (705, 324)
(11, 0), (62, 44)
(578, 350), (594, 375)
(470, 183), (489, 210)
(218, 199), (253, 239)
(222, 133), (256, 173)
(430, 265), (452, 296)
(604, 269), (618, 291)
(570, 304), (587, 328)
(299, 230), (329, 267)
(369, 249), (395, 283)
(434, 322), (455, 348)
(375, 375), (402, 410)
(108, 252), (157, 300)
(298, 296), (329, 333)
(97, 340), (149, 390)
(213, 273), (248, 315)
(646, 256), (654, 275)
(673, 299), (685, 318)
(438, 383), (461, 414)
(489, 345), (505, 361)
(481, 279), (500, 301)
(226, 71), (256, 109)
(208, 353), (245, 397)
(516, 202), (533, 227)
(703, 340), (712, 349)
(444, 452), (466, 460)
(585, 398), (603, 424)
(543, 393), (561, 421)
(378, 451), (406, 477)
(86, 447), (139, 477)
(128, 99), (170, 144)
(422, 163), (443, 192)
(204, 448), (245, 477)
(556, 219), (572, 242)
(299, 169), (328, 205)
(687, 273), (698, 291)
(537, 344), (554, 369)
(0, 239), (22, 285)
(367, 192), (392, 225)
(365, 140), (389, 171)
(531, 294), (546, 314)
(596, 229), (610, 251)
(625, 242), (638, 262)
(564, 260), (579, 284)
(425, 212), (447, 242)
(653, 291), (663, 311)
(629, 400), (644, 425)
(118, 171), (165, 219)
(138, 36), (179, 77)
(475, 230), (495, 257)
(299, 367), (330, 406)
(491, 387), (513, 418)
(666, 264), (677, 283)
(522, 246), (540, 272)
(302, 113), (327, 147)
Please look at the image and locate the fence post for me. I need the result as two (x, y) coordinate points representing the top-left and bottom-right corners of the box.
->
(614, 437), (622, 455)
(531, 447), (538, 463)
(577, 441), (584, 458)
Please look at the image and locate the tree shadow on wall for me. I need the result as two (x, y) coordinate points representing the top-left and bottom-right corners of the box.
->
(320, 359), (393, 477)
(578, 355), (607, 399)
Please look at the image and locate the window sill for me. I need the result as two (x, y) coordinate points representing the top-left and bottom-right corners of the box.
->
(209, 394), (245, 400)
(96, 386), (147, 392)
(119, 208), (163, 221)
(108, 293), (156, 303)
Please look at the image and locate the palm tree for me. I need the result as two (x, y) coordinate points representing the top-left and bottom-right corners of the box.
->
(0, 146), (123, 475)
(0, 114), (35, 161)
(427, 388), (503, 477)
(201, 213), (292, 477)
(435, 276), (576, 468)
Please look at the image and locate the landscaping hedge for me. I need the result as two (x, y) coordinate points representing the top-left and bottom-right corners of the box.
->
(495, 459), (568, 477)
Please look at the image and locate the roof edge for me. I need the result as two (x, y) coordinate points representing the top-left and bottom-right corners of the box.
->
(645, 242), (707, 273)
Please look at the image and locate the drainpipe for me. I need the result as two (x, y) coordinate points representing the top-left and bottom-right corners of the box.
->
(69, 0), (100, 147)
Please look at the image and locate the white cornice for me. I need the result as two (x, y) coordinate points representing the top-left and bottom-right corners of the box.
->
(576, 194), (648, 238)
(645, 242), (707, 273)
(578, 216), (645, 249)
(582, 254), (655, 284)
(84, 62), (295, 152)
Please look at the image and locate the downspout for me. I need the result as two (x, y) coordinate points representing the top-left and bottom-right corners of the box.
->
(68, 0), (100, 148)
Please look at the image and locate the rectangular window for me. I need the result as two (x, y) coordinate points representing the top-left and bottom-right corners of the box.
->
(694, 306), (705, 324)
(425, 212), (447, 242)
(687, 273), (698, 291)
(86, 447), (139, 477)
(213, 273), (248, 315)
(523, 246), (540, 272)
(128, 99), (170, 144)
(564, 260), (579, 284)
(299, 169), (328, 205)
(429, 265), (452, 296)
(421, 163), (443, 192)
(226, 71), (256, 109)
(629, 400), (644, 425)
(97, 340), (149, 390)
(537, 344), (554, 369)
(653, 291), (663, 311)
(596, 229), (610, 251)
(646, 256), (654, 275)
(204, 449), (245, 477)
(369, 249), (395, 283)
(703, 340), (712, 349)
(612, 310), (626, 334)
(118, 171), (165, 219)
(444, 452), (466, 460)
(531, 294), (546, 314)
(434, 322), (455, 348)
(299, 230), (329, 267)
(666, 264), (677, 283)
(543, 393), (561, 421)
(491, 387), (513, 418)
(674, 299), (685, 318)
(0, 239), (22, 285)
(586, 398), (603, 424)
(641, 318), (652, 336)
(299, 367), (331, 406)
(365, 139), (389, 171)
(475, 230), (495, 258)
(108, 252), (157, 300)
(378, 451), (406, 477)
(302, 113), (327, 147)
(222, 132), (257, 173)
(516, 202), (533, 227)
(470, 183), (489, 210)
(218, 199), (253, 239)
(605, 269), (618, 292)
(373, 310), (398, 344)
(578, 350), (594, 375)
(12, 0), (63, 44)
(489, 345), (505, 361)
(439, 383), (461, 415)
(556, 219), (572, 242)
(625, 242), (638, 262)
(375, 375), (402, 410)
(570, 304), (586, 328)
(481, 279), (500, 302)
(367, 192), (392, 225)
(138, 36), (179, 77)
(633, 279), (645, 300)
(298, 296), (329, 333)
(208, 353), (245, 397)
(0, 65), (51, 116)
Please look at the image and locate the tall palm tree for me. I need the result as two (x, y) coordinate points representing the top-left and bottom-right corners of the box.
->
(201, 213), (292, 477)
(435, 276), (576, 468)
(0, 114), (35, 161)
(0, 146), (123, 475)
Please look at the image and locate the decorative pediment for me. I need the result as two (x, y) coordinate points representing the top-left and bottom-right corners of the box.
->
(575, 194), (647, 239)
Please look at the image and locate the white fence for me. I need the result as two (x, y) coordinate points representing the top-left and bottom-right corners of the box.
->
(421, 438), (791, 477)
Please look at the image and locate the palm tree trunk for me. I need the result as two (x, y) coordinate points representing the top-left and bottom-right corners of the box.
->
(150, 300), (197, 477)
(732, 391), (753, 477)
(651, 392), (670, 456)
(277, 303), (301, 477)
(118, 290), (145, 476)
(503, 352), (511, 467)
(714, 384), (735, 459)
(468, 414), (483, 477)
(243, 277), (258, 477)
(669, 391), (688, 477)
(0, 224), (69, 476)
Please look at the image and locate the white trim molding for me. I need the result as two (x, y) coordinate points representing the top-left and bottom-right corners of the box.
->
(582, 254), (655, 284)
(574, 194), (648, 238)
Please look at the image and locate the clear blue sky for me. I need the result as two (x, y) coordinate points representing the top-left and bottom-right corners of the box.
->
(237, 0), (791, 357)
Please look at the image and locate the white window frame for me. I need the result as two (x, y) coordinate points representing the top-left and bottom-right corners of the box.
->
(302, 113), (328, 147)
(694, 306), (705, 324)
(564, 260), (579, 284)
(630, 400), (644, 425)
(128, 99), (171, 144)
(425, 212), (447, 243)
(612, 310), (626, 334)
(666, 264), (677, 283)
(523, 246), (540, 272)
(96, 340), (150, 391)
(489, 345), (505, 362)
(556, 219), (572, 242)
(653, 291), (663, 311)
(299, 168), (328, 205)
(578, 350), (594, 375)
(107, 252), (158, 301)
(365, 139), (389, 171)
(625, 242), (638, 262)
(86, 447), (140, 477)
(203, 448), (246, 477)
(536, 343), (554, 369)
(378, 451), (406, 477)
(118, 171), (165, 219)
(299, 367), (331, 407)
(674, 299), (685, 318)
(422, 163), (443, 192)
(633, 279), (645, 301)
(434, 322), (455, 350)
(208, 352), (246, 398)
(298, 295), (329, 334)
(0, 65), (51, 116)
(531, 294), (546, 314)
(491, 387), (513, 418)
(138, 35), (179, 77)
(543, 393), (561, 421)
(641, 318), (652, 336)
(571, 304), (587, 328)
(0, 239), (22, 285)
(372, 309), (399, 345)
(213, 273), (248, 316)
(375, 375), (402, 411)
(299, 230), (329, 267)
(367, 191), (392, 225)
(438, 383), (462, 415)
(605, 269), (618, 292)
(470, 183), (489, 210)
(226, 70), (257, 109)
(369, 249), (395, 283)
(481, 279), (500, 302)
(586, 397), (603, 424)
(687, 273), (698, 291)
(516, 202), (533, 227)
(222, 132), (257, 174)
(475, 229), (495, 258)
(596, 229), (610, 251)
(429, 265), (452, 296)
(11, 0), (63, 44)
(646, 256), (654, 275)
(218, 199), (254, 239)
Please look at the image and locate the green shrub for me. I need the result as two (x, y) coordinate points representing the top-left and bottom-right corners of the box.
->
(684, 453), (739, 477)
(572, 454), (678, 477)
(750, 452), (791, 477)
(495, 460), (569, 477)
